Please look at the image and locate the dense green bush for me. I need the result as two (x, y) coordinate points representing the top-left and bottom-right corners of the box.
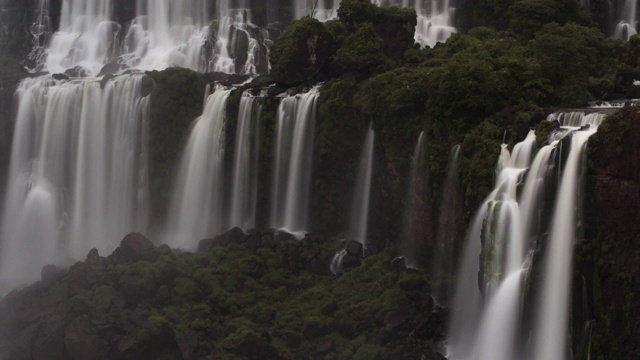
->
(334, 22), (392, 77)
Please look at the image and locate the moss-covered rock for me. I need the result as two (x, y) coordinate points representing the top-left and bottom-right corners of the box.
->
(146, 67), (207, 227)
(269, 16), (335, 86)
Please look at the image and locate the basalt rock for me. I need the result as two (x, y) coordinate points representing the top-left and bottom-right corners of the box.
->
(584, 106), (640, 358)
(112, 232), (156, 263)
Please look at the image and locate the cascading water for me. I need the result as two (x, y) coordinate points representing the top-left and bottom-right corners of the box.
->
(347, 124), (375, 246)
(0, 0), (278, 291)
(371, 0), (457, 48)
(330, 125), (375, 273)
(164, 86), (231, 249)
(613, 0), (638, 40)
(448, 111), (606, 360)
(399, 131), (427, 268)
(530, 113), (604, 360)
(270, 87), (320, 233)
(295, 0), (342, 22)
(44, 0), (269, 76)
(228, 90), (262, 230)
(432, 143), (461, 301)
(294, 1), (456, 47)
(0, 75), (150, 291)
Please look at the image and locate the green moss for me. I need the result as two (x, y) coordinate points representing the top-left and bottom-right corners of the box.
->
(146, 67), (207, 225)
(335, 22), (392, 77)
(269, 16), (333, 84)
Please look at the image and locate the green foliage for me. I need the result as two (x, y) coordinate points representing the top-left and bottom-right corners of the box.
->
(458, 121), (503, 215)
(426, 33), (544, 134)
(337, 0), (377, 27)
(63, 234), (434, 359)
(508, 0), (591, 39)
(147, 67), (207, 224)
(335, 22), (392, 76)
(528, 22), (611, 105)
(269, 16), (333, 84)
(357, 66), (429, 172)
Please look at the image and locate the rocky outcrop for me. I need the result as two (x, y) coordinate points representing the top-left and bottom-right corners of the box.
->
(269, 16), (335, 86)
(583, 106), (640, 358)
(0, 229), (448, 360)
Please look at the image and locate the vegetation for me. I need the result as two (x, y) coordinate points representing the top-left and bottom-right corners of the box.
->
(60, 235), (439, 359)
(146, 67), (207, 226)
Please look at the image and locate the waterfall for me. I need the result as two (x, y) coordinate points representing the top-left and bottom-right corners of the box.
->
(399, 131), (427, 268)
(45, 0), (117, 75)
(293, 1), (456, 47)
(42, 0), (267, 76)
(164, 86), (231, 249)
(228, 90), (262, 230)
(347, 124), (375, 246)
(270, 87), (320, 233)
(0, 75), (150, 291)
(432, 143), (461, 301)
(613, 0), (638, 40)
(531, 126), (599, 360)
(330, 124), (375, 273)
(369, 0), (457, 48)
(448, 113), (606, 359)
(25, 0), (51, 72)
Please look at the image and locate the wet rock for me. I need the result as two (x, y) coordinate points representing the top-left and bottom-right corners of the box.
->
(52, 73), (69, 81)
(64, 318), (109, 360)
(64, 66), (89, 78)
(391, 256), (407, 274)
(67, 262), (99, 297)
(32, 314), (67, 360)
(346, 240), (363, 256)
(98, 62), (122, 76)
(198, 226), (245, 251)
(41, 264), (66, 283)
(112, 232), (155, 263)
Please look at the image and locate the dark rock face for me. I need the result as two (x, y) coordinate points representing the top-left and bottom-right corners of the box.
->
(583, 107), (640, 358)
(112, 232), (156, 263)
(372, 9), (417, 62)
(197, 226), (246, 251)
(269, 17), (335, 86)
(64, 318), (109, 360)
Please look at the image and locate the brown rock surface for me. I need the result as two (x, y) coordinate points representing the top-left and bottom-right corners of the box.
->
(584, 106), (640, 358)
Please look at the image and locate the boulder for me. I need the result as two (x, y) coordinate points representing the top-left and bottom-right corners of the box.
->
(41, 264), (66, 283)
(52, 73), (69, 81)
(346, 240), (363, 256)
(391, 256), (407, 274)
(64, 66), (89, 78)
(98, 62), (122, 76)
(64, 318), (109, 360)
(197, 227), (245, 251)
(112, 232), (155, 263)
(32, 314), (67, 360)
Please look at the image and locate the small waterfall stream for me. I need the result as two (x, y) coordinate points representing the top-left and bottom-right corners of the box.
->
(164, 86), (230, 248)
(228, 90), (262, 230)
(347, 125), (375, 246)
(294, 1), (457, 47)
(448, 112), (606, 360)
(400, 131), (427, 268)
(331, 125), (375, 273)
(270, 87), (320, 233)
(613, 0), (638, 40)
(0, 75), (150, 290)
